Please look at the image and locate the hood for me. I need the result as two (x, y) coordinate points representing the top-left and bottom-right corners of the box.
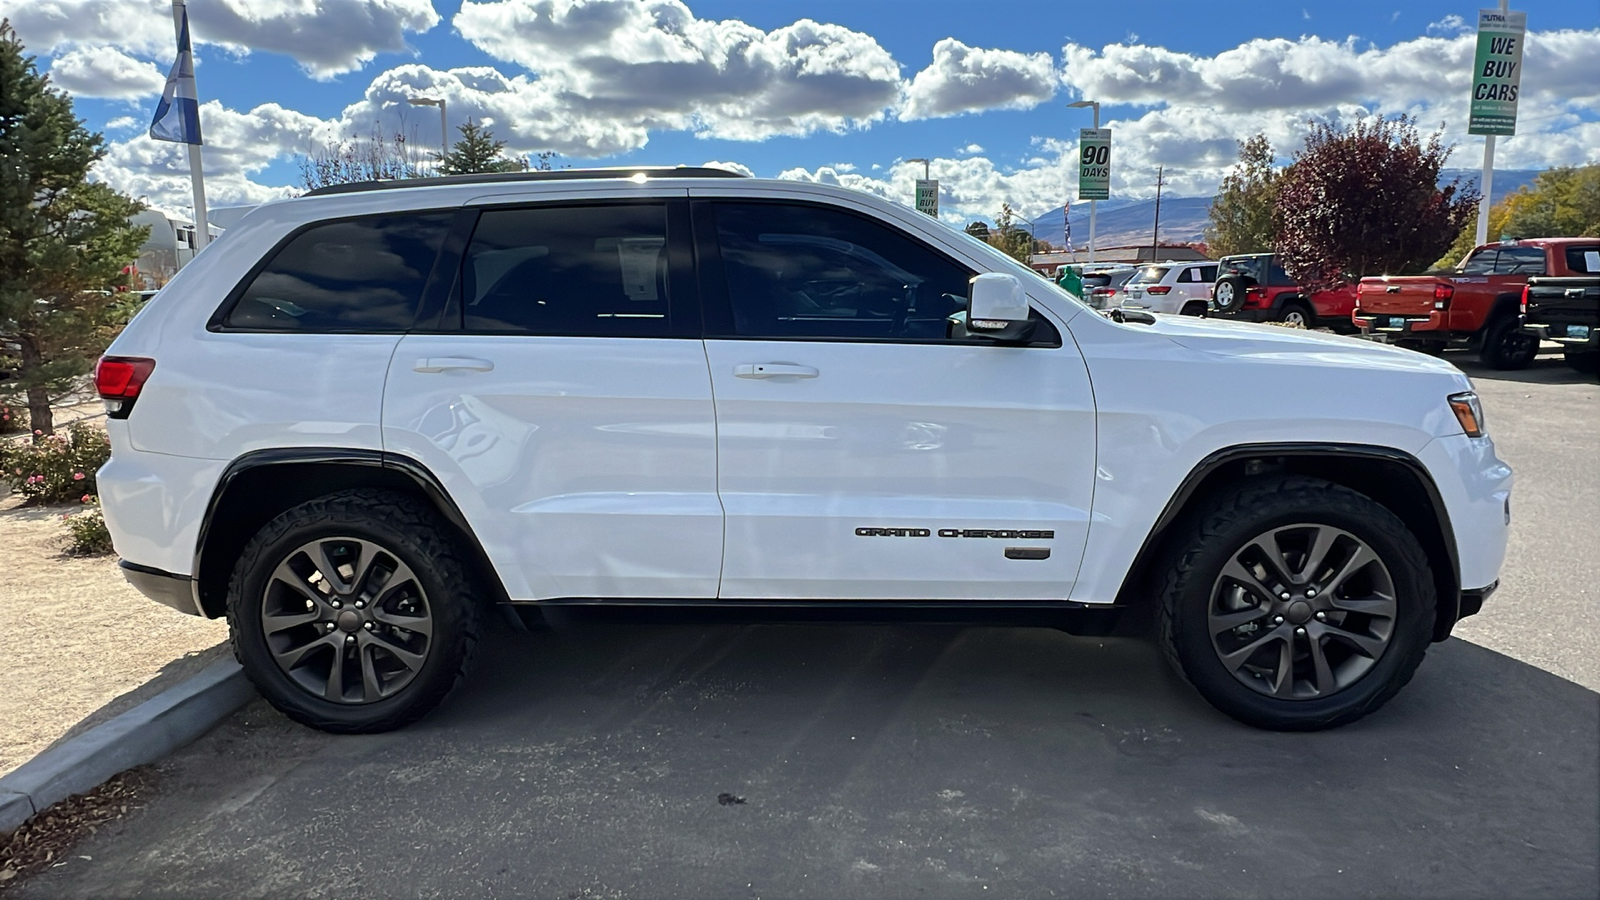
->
(1143, 313), (1469, 379)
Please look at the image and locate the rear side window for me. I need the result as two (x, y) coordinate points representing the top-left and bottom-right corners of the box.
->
(1268, 262), (1297, 286)
(1494, 246), (1546, 275)
(461, 204), (673, 336)
(1564, 246), (1600, 274)
(1460, 249), (1497, 274)
(224, 214), (451, 331)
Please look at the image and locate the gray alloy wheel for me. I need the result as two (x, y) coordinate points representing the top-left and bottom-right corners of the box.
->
(260, 536), (435, 704)
(1206, 523), (1397, 700)
(1280, 304), (1311, 327)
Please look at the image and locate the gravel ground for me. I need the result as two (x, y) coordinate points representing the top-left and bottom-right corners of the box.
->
(0, 439), (228, 777)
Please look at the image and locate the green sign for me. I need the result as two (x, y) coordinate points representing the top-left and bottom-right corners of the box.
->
(1469, 8), (1526, 136)
(915, 179), (939, 217)
(1078, 128), (1111, 201)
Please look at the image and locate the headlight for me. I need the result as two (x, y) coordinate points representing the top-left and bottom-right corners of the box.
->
(1448, 391), (1486, 438)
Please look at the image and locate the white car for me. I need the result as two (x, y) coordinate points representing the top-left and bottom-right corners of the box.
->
(1118, 261), (1219, 316)
(97, 168), (1511, 734)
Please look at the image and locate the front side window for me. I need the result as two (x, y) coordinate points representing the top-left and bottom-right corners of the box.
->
(462, 204), (674, 336)
(706, 202), (980, 342)
(225, 213), (451, 331)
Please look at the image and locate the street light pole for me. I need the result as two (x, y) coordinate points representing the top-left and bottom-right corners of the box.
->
(407, 97), (448, 170)
(1068, 100), (1100, 264)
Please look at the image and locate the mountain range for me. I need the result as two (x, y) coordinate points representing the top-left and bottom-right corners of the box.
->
(1024, 169), (1544, 250)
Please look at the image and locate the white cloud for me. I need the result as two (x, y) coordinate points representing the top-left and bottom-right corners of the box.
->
(1427, 15), (1469, 36)
(701, 160), (754, 176)
(106, 116), (140, 130)
(900, 38), (1056, 120)
(453, 0), (901, 142)
(47, 46), (165, 98)
(962, 143), (984, 154)
(7, 0), (440, 78)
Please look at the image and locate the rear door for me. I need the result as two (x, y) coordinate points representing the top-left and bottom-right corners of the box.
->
(382, 197), (723, 602)
(694, 198), (1096, 601)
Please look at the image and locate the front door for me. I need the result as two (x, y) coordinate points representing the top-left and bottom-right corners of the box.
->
(383, 198), (723, 601)
(695, 199), (1097, 600)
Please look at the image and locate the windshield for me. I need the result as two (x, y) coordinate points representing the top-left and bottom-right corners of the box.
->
(1129, 266), (1171, 285)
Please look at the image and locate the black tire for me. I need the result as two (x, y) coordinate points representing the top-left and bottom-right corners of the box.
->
(1213, 276), (1250, 313)
(1479, 314), (1538, 370)
(227, 489), (482, 733)
(1157, 475), (1434, 731)
(1564, 351), (1599, 376)
(1275, 299), (1315, 327)
(1180, 301), (1208, 317)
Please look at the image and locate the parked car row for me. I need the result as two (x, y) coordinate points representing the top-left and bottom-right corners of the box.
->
(1352, 238), (1600, 371)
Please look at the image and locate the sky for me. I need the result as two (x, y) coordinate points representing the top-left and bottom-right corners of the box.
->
(5, 0), (1598, 226)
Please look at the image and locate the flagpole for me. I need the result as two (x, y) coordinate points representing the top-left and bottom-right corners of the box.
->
(168, 0), (209, 249)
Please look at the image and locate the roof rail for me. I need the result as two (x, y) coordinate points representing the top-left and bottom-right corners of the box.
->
(303, 166), (748, 197)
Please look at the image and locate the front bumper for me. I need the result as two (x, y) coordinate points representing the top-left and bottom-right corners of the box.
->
(120, 560), (203, 616)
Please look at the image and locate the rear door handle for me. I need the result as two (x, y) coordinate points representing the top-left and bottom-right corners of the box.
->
(734, 363), (819, 379)
(413, 357), (494, 373)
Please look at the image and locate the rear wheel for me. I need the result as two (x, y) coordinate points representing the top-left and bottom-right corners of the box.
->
(227, 490), (482, 733)
(1157, 476), (1434, 731)
(1276, 299), (1314, 327)
(1181, 301), (1208, 317)
(1479, 315), (1538, 369)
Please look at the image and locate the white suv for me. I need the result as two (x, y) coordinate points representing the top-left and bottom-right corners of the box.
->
(97, 168), (1511, 734)
(1118, 261), (1218, 316)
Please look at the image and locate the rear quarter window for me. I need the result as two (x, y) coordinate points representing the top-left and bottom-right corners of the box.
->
(1565, 246), (1600, 274)
(221, 213), (452, 331)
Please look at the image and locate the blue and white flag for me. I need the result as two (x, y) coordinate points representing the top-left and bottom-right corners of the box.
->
(1063, 202), (1074, 253)
(149, 5), (202, 144)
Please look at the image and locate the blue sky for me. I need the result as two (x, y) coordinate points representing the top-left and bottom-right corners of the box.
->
(7, 0), (1597, 223)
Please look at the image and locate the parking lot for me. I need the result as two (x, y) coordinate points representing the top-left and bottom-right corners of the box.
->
(13, 353), (1598, 900)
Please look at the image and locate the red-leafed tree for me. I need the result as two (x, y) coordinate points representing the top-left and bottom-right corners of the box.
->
(1274, 115), (1478, 290)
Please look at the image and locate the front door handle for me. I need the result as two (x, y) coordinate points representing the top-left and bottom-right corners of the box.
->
(413, 357), (494, 373)
(734, 363), (819, 379)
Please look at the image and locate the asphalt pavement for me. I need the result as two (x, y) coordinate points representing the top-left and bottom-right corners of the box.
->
(15, 351), (1600, 900)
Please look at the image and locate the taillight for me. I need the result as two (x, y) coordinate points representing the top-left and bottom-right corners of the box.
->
(1433, 283), (1453, 310)
(1520, 284), (1529, 314)
(94, 356), (156, 418)
(1146, 285), (1172, 295)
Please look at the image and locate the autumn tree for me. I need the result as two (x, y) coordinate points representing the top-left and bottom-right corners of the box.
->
(0, 21), (149, 436)
(437, 119), (524, 175)
(988, 203), (1046, 264)
(1205, 133), (1282, 256)
(1437, 165), (1600, 267)
(1274, 116), (1478, 289)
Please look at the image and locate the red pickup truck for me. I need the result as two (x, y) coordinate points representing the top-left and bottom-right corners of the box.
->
(1353, 238), (1600, 369)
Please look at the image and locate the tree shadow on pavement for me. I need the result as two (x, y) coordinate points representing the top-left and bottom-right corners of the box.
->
(13, 621), (1599, 900)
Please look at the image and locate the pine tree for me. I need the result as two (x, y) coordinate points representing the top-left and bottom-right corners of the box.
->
(436, 119), (525, 175)
(0, 20), (149, 437)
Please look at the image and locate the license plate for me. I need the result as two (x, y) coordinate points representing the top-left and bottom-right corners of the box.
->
(1568, 325), (1591, 340)
(1388, 317), (1409, 328)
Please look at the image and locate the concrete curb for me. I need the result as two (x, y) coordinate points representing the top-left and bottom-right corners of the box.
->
(0, 659), (256, 836)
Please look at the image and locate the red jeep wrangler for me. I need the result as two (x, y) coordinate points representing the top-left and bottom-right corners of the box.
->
(1210, 253), (1357, 329)
(1353, 238), (1600, 369)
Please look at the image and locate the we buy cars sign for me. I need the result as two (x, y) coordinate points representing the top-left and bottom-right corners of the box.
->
(1469, 8), (1526, 136)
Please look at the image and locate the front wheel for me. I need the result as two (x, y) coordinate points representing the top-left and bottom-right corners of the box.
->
(227, 490), (482, 733)
(1157, 476), (1435, 731)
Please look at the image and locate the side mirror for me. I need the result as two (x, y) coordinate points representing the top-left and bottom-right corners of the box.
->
(959, 273), (1037, 343)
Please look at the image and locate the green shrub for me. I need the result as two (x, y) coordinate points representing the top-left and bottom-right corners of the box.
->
(0, 421), (111, 504)
(0, 403), (27, 434)
(63, 497), (113, 554)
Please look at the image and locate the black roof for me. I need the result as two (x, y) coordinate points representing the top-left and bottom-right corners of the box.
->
(303, 166), (747, 197)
